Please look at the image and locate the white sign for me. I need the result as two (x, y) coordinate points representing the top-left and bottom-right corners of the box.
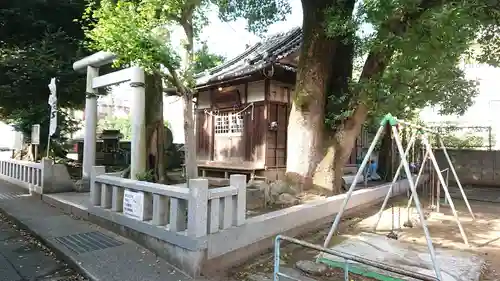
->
(13, 131), (24, 150)
(31, 124), (40, 145)
(123, 190), (145, 220)
(48, 78), (58, 136)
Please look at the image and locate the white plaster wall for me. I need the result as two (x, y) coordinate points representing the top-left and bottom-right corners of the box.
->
(247, 81), (265, 102)
(270, 80), (294, 103)
(199, 82), (265, 106)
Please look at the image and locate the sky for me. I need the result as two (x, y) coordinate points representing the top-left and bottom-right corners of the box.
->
(197, 0), (303, 59)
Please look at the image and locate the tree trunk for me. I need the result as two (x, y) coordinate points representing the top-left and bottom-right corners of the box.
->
(286, 0), (341, 190)
(313, 106), (368, 194)
(183, 92), (198, 180)
(288, 0), (358, 191)
(145, 72), (166, 183)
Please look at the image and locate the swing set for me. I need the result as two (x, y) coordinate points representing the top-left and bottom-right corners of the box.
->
(273, 113), (476, 280)
(322, 113), (475, 280)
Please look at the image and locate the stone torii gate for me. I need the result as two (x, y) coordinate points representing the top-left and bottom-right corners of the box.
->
(73, 51), (146, 188)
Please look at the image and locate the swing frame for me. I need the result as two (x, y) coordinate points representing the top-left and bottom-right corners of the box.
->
(322, 113), (475, 280)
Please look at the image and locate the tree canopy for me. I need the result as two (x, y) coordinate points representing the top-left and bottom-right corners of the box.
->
(4, 0), (497, 187)
(0, 0), (89, 152)
(193, 42), (226, 74)
(325, 1), (499, 128)
(82, 0), (500, 188)
(81, 0), (271, 180)
(285, 0), (500, 192)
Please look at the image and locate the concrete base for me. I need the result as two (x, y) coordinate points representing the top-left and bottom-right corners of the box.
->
(45, 164), (77, 193)
(202, 197), (393, 276)
(318, 232), (484, 281)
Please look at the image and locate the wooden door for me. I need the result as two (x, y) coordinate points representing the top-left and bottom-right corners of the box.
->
(266, 103), (288, 167)
(214, 111), (245, 162)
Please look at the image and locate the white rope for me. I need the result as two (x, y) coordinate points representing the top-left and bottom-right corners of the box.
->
(204, 102), (254, 120)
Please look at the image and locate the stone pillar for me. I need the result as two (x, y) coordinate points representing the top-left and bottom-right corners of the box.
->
(187, 178), (208, 237)
(230, 174), (247, 226)
(40, 158), (54, 194)
(90, 166), (106, 206)
(82, 66), (99, 189)
(129, 67), (146, 180)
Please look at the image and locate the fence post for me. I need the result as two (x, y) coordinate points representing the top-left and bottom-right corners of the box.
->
(40, 158), (54, 194)
(489, 126), (492, 151)
(187, 178), (208, 237)
(230, 174), (247, 226)
(91, 166), (106, 206)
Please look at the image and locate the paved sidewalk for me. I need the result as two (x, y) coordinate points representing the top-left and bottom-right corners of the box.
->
(0, 181), (194, 281)
(0, 212), (87, 281)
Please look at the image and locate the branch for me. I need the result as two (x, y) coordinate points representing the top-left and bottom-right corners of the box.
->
(160, 71), (176, 86)
(162, 63), (186, 96)
(180, 0), (199, 56)
(359, 0), (446, 80)
(343, 0), (447, 130)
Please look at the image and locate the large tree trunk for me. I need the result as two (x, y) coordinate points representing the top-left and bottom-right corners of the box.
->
(313, 106), (368, 194)
(286, 0), (342, 190)
(145, 72), (166, 183)
(288, 0), (358, 192)
(183, 92), (198, 180)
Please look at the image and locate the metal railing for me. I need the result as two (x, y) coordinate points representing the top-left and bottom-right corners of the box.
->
(273, 235), (439, 281)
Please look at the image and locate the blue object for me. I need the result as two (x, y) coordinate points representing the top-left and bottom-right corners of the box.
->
(367, 160), (378, 176)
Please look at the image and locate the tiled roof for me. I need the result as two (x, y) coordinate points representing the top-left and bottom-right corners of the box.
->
(195, 27), (302, 87)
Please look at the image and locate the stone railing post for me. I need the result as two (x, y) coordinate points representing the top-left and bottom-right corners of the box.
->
(187, 178), (208, 237)
(91, 166), (106, 206)
(230, 174), (247, 226)
(40, 158), (54, 194)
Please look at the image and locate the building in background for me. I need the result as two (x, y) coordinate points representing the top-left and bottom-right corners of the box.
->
(419, 63), (500, 149)
(71, 83), (185, 144)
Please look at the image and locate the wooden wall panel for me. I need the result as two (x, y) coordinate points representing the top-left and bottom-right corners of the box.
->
(248, 103), (266, 164)
(265, 102), (288, 168)
(196, 110), (213, 160)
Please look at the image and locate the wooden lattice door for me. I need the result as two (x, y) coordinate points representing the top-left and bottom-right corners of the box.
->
(214, 111), (245, 162)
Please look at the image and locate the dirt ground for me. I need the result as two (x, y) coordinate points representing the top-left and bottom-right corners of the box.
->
(245, 181), (385, 218)
(230, 194), (500, 281)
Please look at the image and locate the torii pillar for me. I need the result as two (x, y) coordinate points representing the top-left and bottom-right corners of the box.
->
(73, 52), (146, 189)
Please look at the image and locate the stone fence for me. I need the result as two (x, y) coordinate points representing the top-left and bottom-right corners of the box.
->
(0, 158), (76, 194)
(87, 165), (412, 276)
(434, 149), (500, 186)
(0, 158), (45, 193)
(90, 166), (246, 246)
